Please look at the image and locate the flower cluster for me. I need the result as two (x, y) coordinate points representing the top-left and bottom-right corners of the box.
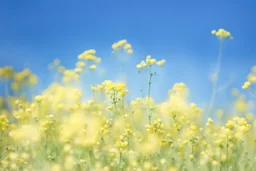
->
(102, 80), (129, 97)
(136, 55), (165, 70)
(112, 39), (133, 55)
(0, 67), (38, 91)
(0, 66), (14, 79)
(78, 50), (101, 70)
(211, 28), (233, 39)
(100, 119), (114, 136)
(146, 119), (164, 135)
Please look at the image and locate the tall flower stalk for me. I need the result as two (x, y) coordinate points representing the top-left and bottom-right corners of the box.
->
(208, 28), (233, 115)
(136, 56), (165, 123)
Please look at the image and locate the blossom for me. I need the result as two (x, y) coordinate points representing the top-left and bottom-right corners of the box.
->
(90, 64), (97, 70)
(242, 81), (251, 89)
(211, 28), (232, 39)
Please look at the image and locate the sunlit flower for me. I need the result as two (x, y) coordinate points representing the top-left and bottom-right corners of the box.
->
(242, 81), (251, 89)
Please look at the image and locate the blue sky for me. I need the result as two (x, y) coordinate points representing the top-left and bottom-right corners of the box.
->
(0, 0), (256, 109)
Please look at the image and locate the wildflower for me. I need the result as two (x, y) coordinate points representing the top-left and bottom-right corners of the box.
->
(136, 64), (142, 69)
(212, 28), (232, 39)
(248, 74), (256, 82)
(74, 67), (83, 73)
(90, 64), (97, 70)
(156, 59), (166, 66)
(112, 43), (119, 50)
(76, 61), (86, 68)
(242, 81), (251, 89)
(127, 49), (133, 54)
(206, 118), (214, 126)
(124, 43), (132, 50)
(211, 30), (217, 35)
(117, 39), (127, 47)
(95, 57), (102, 63)
(35, 95), (43, 102)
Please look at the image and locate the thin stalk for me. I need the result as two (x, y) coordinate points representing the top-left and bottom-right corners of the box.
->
(219, 148), (222, 171)
(249, 88), (256, 97)
(113, 90), (119, 115)
(121, 63), (124, 77)
(90, 70), (96, 101)
(118, 152), (123, 171)
(172, 115), (180, 132)
(122, 97), (125, 113)
(208, 39), (223, 116)
(147, 66), (153, 124)
(4, 80), (9, 110)
(89, 149), (93, 166)
(226, 138), (229, 171)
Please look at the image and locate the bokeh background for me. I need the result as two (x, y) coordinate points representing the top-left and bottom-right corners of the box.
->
(0, 0), (255, 110)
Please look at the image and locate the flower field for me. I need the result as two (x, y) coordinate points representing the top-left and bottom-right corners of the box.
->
(0, 28), (256, 171)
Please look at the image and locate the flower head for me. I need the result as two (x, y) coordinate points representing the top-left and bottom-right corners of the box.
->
(242, 81), (251, 89)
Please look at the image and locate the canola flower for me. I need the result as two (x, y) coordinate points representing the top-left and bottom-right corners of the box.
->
(0, 29), (256, 171)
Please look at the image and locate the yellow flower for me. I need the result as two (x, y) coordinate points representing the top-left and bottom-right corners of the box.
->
(35, 95), (43, 102)
(146, 55), (151, 59)
(85, 55), (96, 61)
(127, 49), (133, 55)
(242, 81), (251, 89)
(248, 74), (256, 82)
(85, 49), (96, 55)
(168, 167), (177, 171)
(124, 43), (132, 50)
(95, 58), (102, 63)
(156, 59), (166, 66)
(11, 82), (19, 91)
(211, 30), (217, 35)
(90, 65), (97, 70)
(213, 28), (232, 39)
(136, 64), (142, 69)
(117, 39), (127, 47)
(112, 43), (119, 50)
(76, 61), (86, 68)
(0, 66), (14, 79)
(74, 68), (83, 73)
(29, 74), (38, 85)
(146, 58), (156, 65)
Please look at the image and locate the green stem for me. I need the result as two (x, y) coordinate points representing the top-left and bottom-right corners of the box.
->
(89, 149), (93, 166)
(226, 139), (229, 171)
(219, 148), (222, 171)
(127, 137), (130, 150)
(172, 115), (180, 132)
(148, 66), (153, 124)
(118, 152), (123, 171)
(122, 97), (125, 113)
(113, 91), (119, 115)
